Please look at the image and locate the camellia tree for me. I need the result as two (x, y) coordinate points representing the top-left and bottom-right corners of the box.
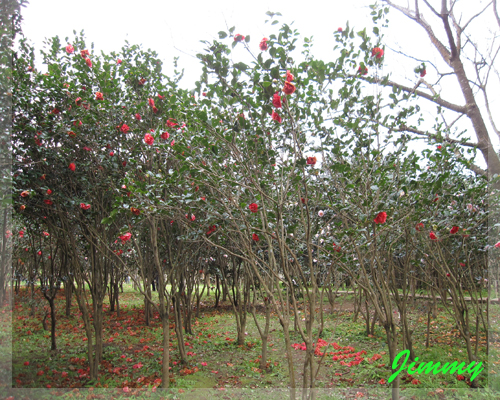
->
(9, 3), (493, 398)
(139, 12), (489, 398)
(11, 29), (194, 381)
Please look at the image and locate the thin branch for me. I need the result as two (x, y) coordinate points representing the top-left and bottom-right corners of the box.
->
(422, 0), (441, 18)
(461, 1), (492, 33)
(394, 124), (478, 147)
(493, 0), (500, 29)
(382, 0), (452, 64)
(440, 0), (459, 60)
(355, 74), (467, 113)
(385, 44), (439, 71)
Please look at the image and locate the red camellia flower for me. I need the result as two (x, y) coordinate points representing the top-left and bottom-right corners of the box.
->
(161, 131), (170, 140)
(109, 151), (114, 156)
(68, 131), (76, 137)
(80, 203), (91, 210)
(130, 207), (140, 216)
(21, 190), (29, 198)
(495, 242), (500, 248)
(259, 38), (268, 51)
(357, 65), (368, 75)
(271, 110), (282, 123)
(272, 93), (282, 108)
(46, 189), (52, 195)
(166, 119), (178, 128)
(252, 233), (259, 242)
(148, 98), (155, 107)
(306, 156), (317, 165)
(249, 203), (258, 213)
(66, 44), (74, 54)
(286, 70), (294, 82)
(450, 226), (459, 234)
(85, 58), (92, 67)
(144, 133), (154, 145)
(158, 94), (165, 100)
(135, 113), (141, 120)
(69, 162), (76, 171)
(73, 120), (82, 127)
(437, 145), (442, 150)
(301, 198), (307, 204)
(138, 78), (146, 85)
(95, 92), (103, 101)
(81, 49), (89, 58)
(152, 106), (158, 113)
(119, 232), (132, 243)
(371, 47), (384, 59)
(429, 231), (437, 240)
(206, 225), (217, 236)
(416, 222), (424, 231)
(420, 69), (426, 77)
(120, 124), (130, 134)
(373, 211), (387, 224)
(37, 251), (42, 256)
(337, 27), (343, 32)
(457, 375), (465, 381)
(283, 81), (296, 95)
(44, 199), (53, 205)
(234, 34), (245, 42)
(117, 59), (122, 64)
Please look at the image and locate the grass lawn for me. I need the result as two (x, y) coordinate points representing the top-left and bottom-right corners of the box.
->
(5, 284), (499, 399)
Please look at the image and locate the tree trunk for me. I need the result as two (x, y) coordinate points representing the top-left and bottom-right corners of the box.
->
(49, 298), (57, 350)
(113, 280), (120, 318)
(173, 295), (187, 364)
(64, 280), (73, 317)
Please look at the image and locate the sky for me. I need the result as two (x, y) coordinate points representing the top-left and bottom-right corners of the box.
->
(19, 0), (499, 171)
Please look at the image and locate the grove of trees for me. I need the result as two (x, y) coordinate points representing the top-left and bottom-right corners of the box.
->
(3, 1), (499, 399)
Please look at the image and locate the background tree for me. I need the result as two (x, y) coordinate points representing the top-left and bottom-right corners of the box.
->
(373, 0), (500, 179)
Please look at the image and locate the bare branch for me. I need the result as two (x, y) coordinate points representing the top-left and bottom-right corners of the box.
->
(394, 125), (486, 176)
(467, 163), (487, 177)
(393, 125), (478, 148)
(385, 44), (439, 71)
(382, 0), (452, 64)
(422, 0), (441, 18)
(461, 1), (492, 33)
(440, 0), (459, 60)
(449, 6), (461, 55)
(355, 74), (467, 113)
(494, 0), (500, 29)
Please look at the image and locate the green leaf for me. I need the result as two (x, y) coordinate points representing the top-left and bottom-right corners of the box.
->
(218, 31), (227, 39)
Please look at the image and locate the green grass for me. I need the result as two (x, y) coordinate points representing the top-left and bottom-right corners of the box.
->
(7, 283), (498, 400)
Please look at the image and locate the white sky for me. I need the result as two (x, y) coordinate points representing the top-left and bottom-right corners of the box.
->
(20, 0), (499, 171)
